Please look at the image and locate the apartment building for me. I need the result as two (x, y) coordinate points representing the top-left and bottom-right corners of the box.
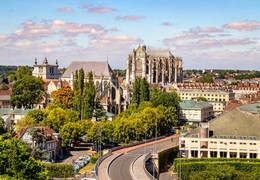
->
(179, 103), (260, 159)
(180, 100), (213, 125)
(177, 89), (235, 116)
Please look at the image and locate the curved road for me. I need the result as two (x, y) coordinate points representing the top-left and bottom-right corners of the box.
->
(108, 135), (179, 180)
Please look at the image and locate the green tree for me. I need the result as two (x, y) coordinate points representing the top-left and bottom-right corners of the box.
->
(82, 71), (96, 119)
(29, 128), (50, 161)
(11, 75), (45, 109)
(0, 117), (6, 135)
(51, 88), (74, 109)
(15, 116), (36, 133)
(41, 107), (70, 132)
(132, 77), (141, 104)
(0, 137), (48, 179)
(150, 88), (181, 113)
(26, 109), (46, 124)
(60, 120), (93, 146)
(199, 74), (214, 83)
(140, 77), (150, 102)
(196, 97), (208, 102)
(15, 66), (32, 80)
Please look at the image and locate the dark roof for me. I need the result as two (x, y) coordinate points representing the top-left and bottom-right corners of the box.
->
(146, 48), (174, 57)
(209, 108), (260, 137)
(62, 61), (114, 78)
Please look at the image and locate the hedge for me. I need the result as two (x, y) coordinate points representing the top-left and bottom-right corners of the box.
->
(44, 163), (75, 178)
(173, 159), (260, 180)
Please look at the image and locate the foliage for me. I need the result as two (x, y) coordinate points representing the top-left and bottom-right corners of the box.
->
(90, 156), (98, 164)
(51, 87), (74, 109)
(0, 137), (48, 179)
(44, 163), (74, 178)
(26, 109), (46, 124)
(82, 71), (96, 119)
(60, 120), (93, 146)
(11, 75), (45, 109)
(0, 83), (9, 90)
(15, 116), (36, 133)
(199, 73), (214, 83)
(113, 69), (126, 77)
(0, 117), (6, 135)
(29, 128), (50, 161)
(132, 77), (150, 105)
(41, 107), (70, 132)
(87, 120), (114, 143)
(73, 69), (96, 120)
(15, 66), (32, 80)
(234, 71), (260, 80)
(174, 158), (260, 180)
(150, 88), (181, 113)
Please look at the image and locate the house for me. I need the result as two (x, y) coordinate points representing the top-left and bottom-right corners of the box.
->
(19, 126), (63, 161)
(180, 100), (214, 125)
(0, 89), (12, 108)
(179, 103), (260, 159)
(0, 108), (33, 130)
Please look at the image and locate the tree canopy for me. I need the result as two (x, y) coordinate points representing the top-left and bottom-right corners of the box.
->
(51, 87), (74, 109)
(0, 136), (48, 179)
(199, 74), (214, 83)
(11, 75), (45, 109)
(15, 66), (32, 80)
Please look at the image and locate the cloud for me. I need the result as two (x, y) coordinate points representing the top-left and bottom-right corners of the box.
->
(163, 38), (256, 49)
(57, 7), (74, 12)
(175, 33), (212, 39)
(188, 26), (224, 33)
(51, 20), (107, 36)
(0, 35), (8, 41)
(14, 21), (53, 39)
(162, 22), (172, 26)
(82, 4), (116, 13)
(116, 15), (144, 21)
(223, 21), (260, 31)
(89, 34), (142, 49)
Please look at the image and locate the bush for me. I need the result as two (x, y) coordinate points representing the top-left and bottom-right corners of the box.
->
(44, 163), (74, 178)
(173, 158), (260, 180)
(90, 156), (98, 164)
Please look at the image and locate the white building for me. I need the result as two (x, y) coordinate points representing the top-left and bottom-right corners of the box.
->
(180, 103), (260, 159)
(180, 100), (214, 125)
(32, 57), (61, 79)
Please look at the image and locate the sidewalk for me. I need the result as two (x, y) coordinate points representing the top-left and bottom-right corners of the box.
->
(98, 153), (120, 180)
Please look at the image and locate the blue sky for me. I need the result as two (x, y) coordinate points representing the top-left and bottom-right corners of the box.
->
(0, 0), (259, 70)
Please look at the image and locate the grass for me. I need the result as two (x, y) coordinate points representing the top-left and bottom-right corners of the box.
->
(79, 162), (95, 174)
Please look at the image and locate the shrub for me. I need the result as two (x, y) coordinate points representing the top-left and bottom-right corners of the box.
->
(44, 163), (74, 178)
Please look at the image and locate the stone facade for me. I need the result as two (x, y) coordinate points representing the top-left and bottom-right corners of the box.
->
(32, 57), (61, 79)
(126, 45), (183, 85)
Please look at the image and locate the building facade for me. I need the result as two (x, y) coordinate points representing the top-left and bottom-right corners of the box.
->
(61, 61), (125, 114)
(180, 103), (260, 159)
(126, 45), (183, 85)
(177, 89), (235, 116)
(180, 100), (214, 125)
(32, 58), (61, 79)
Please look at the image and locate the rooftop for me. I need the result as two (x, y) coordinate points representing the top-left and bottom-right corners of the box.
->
(62, 61), (114, 78)
(180, 100), (213, 109)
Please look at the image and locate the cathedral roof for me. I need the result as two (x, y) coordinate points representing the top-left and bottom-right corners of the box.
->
(146, 48), (174, 58)
(62, 61), (114, 78)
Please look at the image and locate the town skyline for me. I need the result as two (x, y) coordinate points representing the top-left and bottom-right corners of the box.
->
(0, 0), (260, 70)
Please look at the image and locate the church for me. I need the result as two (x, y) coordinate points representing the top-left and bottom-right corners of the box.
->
(126, 45), (183, 86)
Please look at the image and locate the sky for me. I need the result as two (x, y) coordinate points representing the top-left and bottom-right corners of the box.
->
(0, 0), (260, 70)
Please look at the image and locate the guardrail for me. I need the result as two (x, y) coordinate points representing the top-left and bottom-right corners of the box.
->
(143, 153), (155, 180)
(94, 135), (166, 179)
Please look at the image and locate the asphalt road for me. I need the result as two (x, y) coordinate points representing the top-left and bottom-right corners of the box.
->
(108, 137), (179, 180)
